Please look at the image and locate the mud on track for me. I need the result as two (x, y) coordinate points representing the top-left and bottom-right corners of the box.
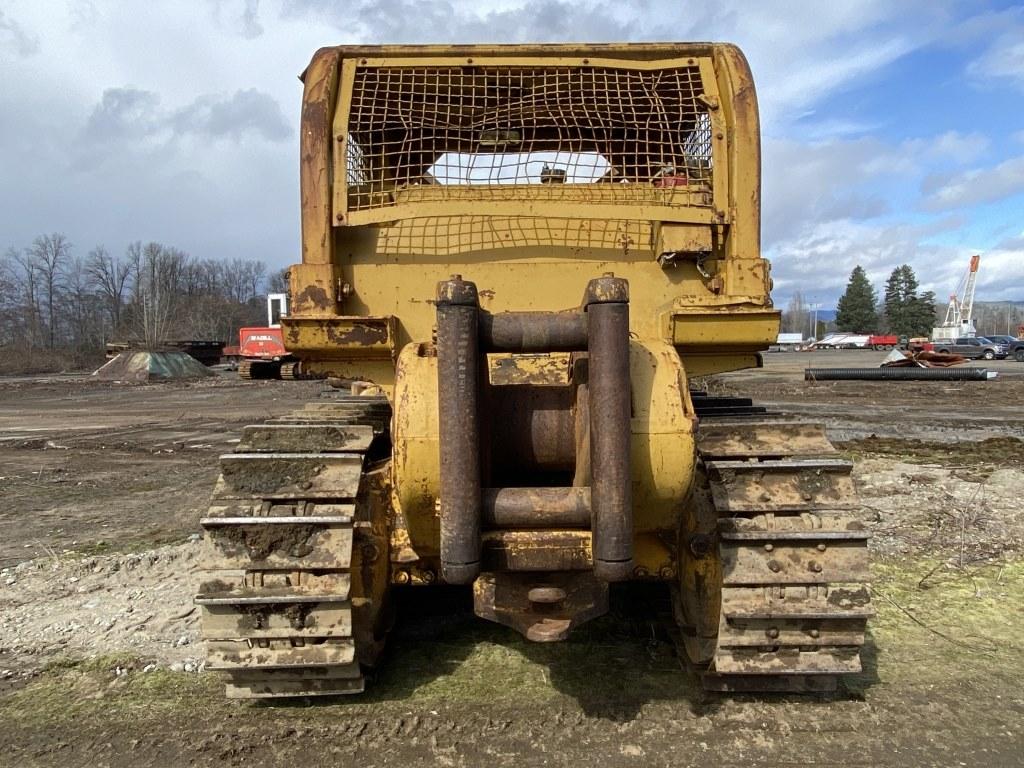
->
(1, 362), (1023, 767)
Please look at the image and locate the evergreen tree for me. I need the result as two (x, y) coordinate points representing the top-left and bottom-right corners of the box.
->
(883, 265), (915, 334)
(882, 265), (936, 337)
(907, 290), (937, 337)
(835, 265), (878, 332)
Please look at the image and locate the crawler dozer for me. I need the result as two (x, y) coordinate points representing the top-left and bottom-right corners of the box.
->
(196, 43), (872, 698)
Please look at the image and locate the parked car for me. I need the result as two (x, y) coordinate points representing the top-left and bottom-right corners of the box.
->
(984, 335), (1024, 361)
(932, 336), (1008, 360)
(985, 335), (1019, 346)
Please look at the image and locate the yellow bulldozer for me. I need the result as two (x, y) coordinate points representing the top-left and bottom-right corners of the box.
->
(196, 43), (872, 698)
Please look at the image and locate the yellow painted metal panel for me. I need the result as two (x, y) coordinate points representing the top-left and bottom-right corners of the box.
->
(331, 59), (357, 225)
(344, 201), (716, 227)
(670, 309), (779, 347)
(355, 55), (711, 71)
(280, 315), (397, 361)
(300, 48), (341, 266)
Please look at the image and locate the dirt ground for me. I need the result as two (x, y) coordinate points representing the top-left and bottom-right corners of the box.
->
(1, 351), (1023, 767)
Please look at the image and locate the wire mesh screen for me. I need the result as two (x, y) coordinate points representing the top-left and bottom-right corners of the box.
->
(345, 64), (713, 212)
(376, 216), (652, 257)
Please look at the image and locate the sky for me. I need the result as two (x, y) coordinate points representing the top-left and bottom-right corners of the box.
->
(2, 0), (1023, 308)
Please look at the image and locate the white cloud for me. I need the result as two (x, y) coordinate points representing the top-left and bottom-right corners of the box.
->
(763, 136), (896, 243)
(765, 217), (1024, 307)
(758, 37), (914, 129)
(762, 130), (983, 245)
(967, 29), (1024, 89)
(276, 0), (934, 132)
(919, 131), (990, 164)
(171, 89), (291, 142)
(921, 155), (1024, 211)
(68, 1), (100, 31)
(0, 9), (39, 60)
(70, 86), (290, 173)
(209, 0), (265, 39)
(0, 0), (1020, 307)
(997, 232), (1024, 251)
(795, 118), (881, 141)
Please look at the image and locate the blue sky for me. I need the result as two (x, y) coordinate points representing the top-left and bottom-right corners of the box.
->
(754, 2), (1024, 305)
(1, 0), (1023, 308)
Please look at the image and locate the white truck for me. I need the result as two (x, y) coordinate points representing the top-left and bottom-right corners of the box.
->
(812, 333), (871, 349)
(771, 332), (806, 351)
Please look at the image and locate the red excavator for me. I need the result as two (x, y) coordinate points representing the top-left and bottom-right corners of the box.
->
(236, 293), (302, 379)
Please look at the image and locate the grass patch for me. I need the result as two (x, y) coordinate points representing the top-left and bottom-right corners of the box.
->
(2, 655), (221, 727)
(4, 558), (1022, 726)
(847, 556), (1024, 693)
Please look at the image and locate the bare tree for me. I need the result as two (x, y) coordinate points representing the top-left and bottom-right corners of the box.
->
(974, 302), (1024, 338)
(267, 267), (289, 294)
(28, 233), (71, 349)
(125, 241), (143, 303)
(244, 260), (266, 302)
(781, 291), (810, 336)
(65, 255), (106, 352)
(86, 245), (132, 335)
(1, 232), (279, 370)
(0, 249), (21, 347)
(136, 242), (187, 349)
(10, 247), (43, 348)
(221, 258), (257, 304)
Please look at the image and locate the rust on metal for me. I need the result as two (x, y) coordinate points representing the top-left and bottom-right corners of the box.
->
(582, 274), (630, 306)
(201, 601), (353, 641)
(528, 585), (568, 603)
(195, 40), (879, 699)
(195, 394), (392, 699)
(473, 571), (608, 642)
(436, 275), (482, 584)
(482, 487), (591, 529)
(206, 637), (356, 670)
(282, 316), (397, 360)
(482, 530), (593, 572)
(487, 384), (577, 476)
(299, 47), (341, 267)
(585, 275), (633, 581)
(720, 585), (873, 620)
(294, 283), (332, 312)
(480, 311), (587, 352)
(718, 512), (867, 535)
(712, 647), (861, 675)
(488, 353), (572, 386)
